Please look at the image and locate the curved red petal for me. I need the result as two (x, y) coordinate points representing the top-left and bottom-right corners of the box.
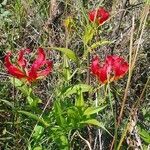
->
(37, 61), (53, 77)
(27, 47), (46, 82)
(88, 10), (97, 22)
(30, 47), (46, 71)
(113, 61), (129, 78)
(105, 55), (114, 64)
(27, 47), (52, 82)
(88, 7), (109, 25)
(97, 7), (109, 24)
(27, 68), (38, 82)
(97, 64), (108, 83)
(5, 52), (26, 79)
(91, 56), (101, 75)
(91, 55), (128, 84)
(91, 56), (108, 84)
(18, 49), (30, 68)
(105, 55), (120, 67)
(106, 55), (129, 79)
(105, 55), (116, 73)
(27, 61), (53, 82)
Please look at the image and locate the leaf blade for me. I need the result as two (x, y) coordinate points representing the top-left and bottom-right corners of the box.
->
(18, 110), (49, 127)
(83, 105), (107, 116)
(61, 84), (92, 98)
(51, 47), (77, 62)
(80, 119), (112, 136)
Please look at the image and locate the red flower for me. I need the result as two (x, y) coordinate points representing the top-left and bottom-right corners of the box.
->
(5, 47), (53, 83)
(88, 7), (109, 25)
(91, 55), (129, 84)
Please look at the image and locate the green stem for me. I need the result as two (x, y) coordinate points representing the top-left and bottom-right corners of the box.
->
(63, 28), (70, 81)
(86, 52), (90, 85)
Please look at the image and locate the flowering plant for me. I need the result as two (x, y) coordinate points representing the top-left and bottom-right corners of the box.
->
(5, 47), (53, 83)
(3, 4), (141, 150)
(91, 55), (129, 84)
(88, 7), (109, 25)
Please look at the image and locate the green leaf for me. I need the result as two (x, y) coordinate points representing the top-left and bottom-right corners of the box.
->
(144, 112), (150, 121)
(81, 119), (102, 126)
(67, 107), (78, 118)
(54, 101), (65, 126)
(88, 40), (111, 51)
(83, 105), (107, 116)
(83, 24), (95, 45)
(18, 111), (49, 127)
(83, 40), (111, 58)
(61, 84), (92, 98)
(33, 147), (42, 150)
(33, 125), (44, 140)
(10, 77), (29, 96)
(63, 55), (71, 81)
(10, 77), (42, 107)
(80, 119), (112, 136)
(67, 107), (81, 126)
(27, 95), (42, 107)
(60, 135), (69, 148)
(27, 96), (34, 106)
(51, 47), (77, 62)
(0, 99), (14, 108)
(145, 0), (150, 4)
(75, 90), (84, 107)
(138, 126), (150, 144)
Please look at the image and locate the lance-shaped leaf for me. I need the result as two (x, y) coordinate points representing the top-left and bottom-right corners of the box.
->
(10, 77), (29, 96)
(138, 126), (150, 144)
(61, 84), (92, 98)
(51, 47), (78, 62)
(18, 110), (49, 127)
(80, 119), (112, 136)
(83, 105), (107, 116)
(88, 40), (111, 51)
(83, 24), (95, 45)
(83, 40), (111, 58)
(0, 99), (14, 109)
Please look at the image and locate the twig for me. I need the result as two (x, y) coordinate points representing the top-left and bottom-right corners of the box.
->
(134, 77), (150, 109)
(77, 131), (92, 150)
(93, 135), (98, 150)
(117, 15), (135, 126)
(110, 0), (128, 55)
(111, 4), (149, 148)
(70, 130), (78, 149)
(117, 77), (149, 149)
(95, 91), (102, 150)
(118, 3), (149, 125)
(110, 14), (135, 150)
